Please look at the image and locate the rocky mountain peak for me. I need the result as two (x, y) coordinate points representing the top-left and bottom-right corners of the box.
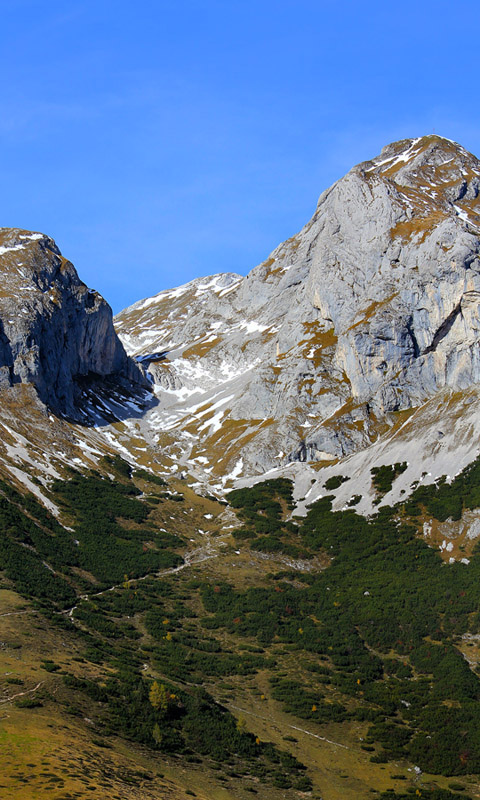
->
(0, 138), (478, 519)
(112, 135), (480, 501)
(0, 228), (147, 418)
(362, 135), (479, 192)
(358, 134), (480, 232)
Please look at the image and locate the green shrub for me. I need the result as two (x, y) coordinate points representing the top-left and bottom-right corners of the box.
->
(371, 462), (407, 496)
(324, 475), (349, 491)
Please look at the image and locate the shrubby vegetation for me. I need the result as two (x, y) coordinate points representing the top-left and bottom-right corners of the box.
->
(143, 600), (273, 682)
(403, 455), (480, 521)
(102, 455), (134, 479)
(346, 493), (362, 506)
(61, 649), (308, 787)
(227, 479), (311, 558)
(215, 472), (480, 776)
(270, 676), (348, 723)
(7, 452), (480, 789)
(0, 459), (182, 600)
(0, 479), (76, 604)
(324, 474), (349, 491)
(132, 467), (167, 487)
(371, 462), (408, 496)
(228, 478), (294, 512)
(1, 462), (311, 787)
(51, 470), (183, 584)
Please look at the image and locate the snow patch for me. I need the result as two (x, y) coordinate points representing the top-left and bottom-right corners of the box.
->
(222, 458), (244, 485)
(0, 244), (25, 256)
(239, 321), (270, 334)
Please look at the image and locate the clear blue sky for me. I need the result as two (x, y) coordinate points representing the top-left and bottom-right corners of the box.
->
(1, 0), (479, 312)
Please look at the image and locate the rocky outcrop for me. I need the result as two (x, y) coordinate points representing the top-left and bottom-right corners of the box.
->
(115, 135), (480, 481)
(233, 136), (480, 412)
(0, 228), (147, 418)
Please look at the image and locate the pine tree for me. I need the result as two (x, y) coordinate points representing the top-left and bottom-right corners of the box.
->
(152, 722), (163, 747)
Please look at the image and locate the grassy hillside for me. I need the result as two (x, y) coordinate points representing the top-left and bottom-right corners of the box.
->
(1, 457), (480, 798)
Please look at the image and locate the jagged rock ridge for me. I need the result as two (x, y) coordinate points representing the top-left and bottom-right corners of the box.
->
(0, 229), (146, 418)
(114, 135), (480, 486)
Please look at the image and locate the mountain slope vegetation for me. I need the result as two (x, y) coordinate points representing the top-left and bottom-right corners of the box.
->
(2, 135), (480, 798)
(2, 455), (480, 798)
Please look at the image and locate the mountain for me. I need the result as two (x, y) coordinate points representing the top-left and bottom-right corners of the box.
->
(1, 136), (480, 513)
(2, 136), (480, 800)
(0, 228), (158, 507)
(114, 135), (480, 510)
(0, 228), (147, 419)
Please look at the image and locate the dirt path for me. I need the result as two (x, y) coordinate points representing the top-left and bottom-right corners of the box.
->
(228, 702), (351, 751)
(124, 661), (351, 753)
(0, 681), (43, 705)
(0, 610), (38, 618)
(61, 536), (224, 619)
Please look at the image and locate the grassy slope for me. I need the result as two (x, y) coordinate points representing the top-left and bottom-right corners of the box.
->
(1, 462), (480, 799)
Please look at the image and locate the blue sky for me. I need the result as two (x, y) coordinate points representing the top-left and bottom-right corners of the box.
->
(1, 0), (479, 312)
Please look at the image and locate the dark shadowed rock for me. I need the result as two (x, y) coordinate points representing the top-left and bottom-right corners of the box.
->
(0, 228), (148, 418)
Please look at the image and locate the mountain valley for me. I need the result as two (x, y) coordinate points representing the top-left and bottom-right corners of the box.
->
(1, 135), (480, 799)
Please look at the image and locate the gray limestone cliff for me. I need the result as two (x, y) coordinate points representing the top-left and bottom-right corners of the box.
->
(0, 229), (147, 418)
(114, 135), (480, 480)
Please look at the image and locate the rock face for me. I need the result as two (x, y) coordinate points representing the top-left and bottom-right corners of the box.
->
(115, 135), (480, 483)
(0, 229), (146, 418)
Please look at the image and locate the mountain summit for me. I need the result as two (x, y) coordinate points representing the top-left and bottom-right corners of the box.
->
(114, 135), (480, 497)
(0, 228), (147, 419)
